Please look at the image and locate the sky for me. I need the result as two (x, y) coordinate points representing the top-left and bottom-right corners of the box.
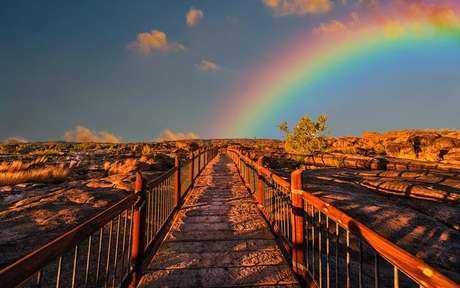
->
(0, 0), (459, 142)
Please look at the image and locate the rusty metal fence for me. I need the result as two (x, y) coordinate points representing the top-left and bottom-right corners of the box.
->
(227, 148), (459, 288)
(0, 147), (218, 288)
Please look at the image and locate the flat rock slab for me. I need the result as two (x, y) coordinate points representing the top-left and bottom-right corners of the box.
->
(139, 154), (299, 287)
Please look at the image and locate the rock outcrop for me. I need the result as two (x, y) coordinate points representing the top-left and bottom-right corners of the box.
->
(329, 129), (460, 163)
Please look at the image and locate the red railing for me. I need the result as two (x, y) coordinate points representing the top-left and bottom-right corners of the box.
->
(0, 146), (219, 288)
(227, 148), (459, 288)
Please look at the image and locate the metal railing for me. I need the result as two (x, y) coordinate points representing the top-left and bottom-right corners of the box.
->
(227, 148), (459, 288)
(0, 146), (219, 288)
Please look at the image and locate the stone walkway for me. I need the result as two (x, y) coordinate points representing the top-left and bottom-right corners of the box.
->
(139, 154), (299, 287)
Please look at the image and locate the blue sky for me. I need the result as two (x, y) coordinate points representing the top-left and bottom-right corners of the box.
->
(0, 0), (459, 142)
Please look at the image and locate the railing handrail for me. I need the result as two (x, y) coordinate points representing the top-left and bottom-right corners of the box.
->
(227, 148), (460, 288)
(0, 146), (219, 288)
(0, 193), (138, 287)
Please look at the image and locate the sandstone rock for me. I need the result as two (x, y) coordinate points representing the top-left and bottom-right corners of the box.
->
(326, 129), (460, 162)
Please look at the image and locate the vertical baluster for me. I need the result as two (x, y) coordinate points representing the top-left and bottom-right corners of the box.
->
(163, 180), (167, 222)
(272, 183), (276, 221)
(312, 206), (316, 282)
(112, 214), (121, 287)
(288, 197), (292, 242)
(175, 157), (181, 207)
(335, 223), (339, 288)
(374, 251), (380, 288)
(120, 209), (128, 278)
(36, 270), (43, 288)
(270, 183), (274, 220)
(319, 212), (323, 288)
(394, 267), (399, 288)
(159, 182), (163, 226)
(256, 156), (264, 207)
(275, 190), (279, 232)
(283, 190), (287, 238)
(126, 207), (134, 276)
(71, 245), (79, 288)
(156, 186), (160, 232)
(149, 189), (154, 242)
(145, 191), (150, 246)
(190, 152), (195, 190)
(160, 181), (163, 225)
(359, 241), (363, 288)
(168, 177), (171, 217)
(96, 227), (104, 285)
(105, 220), (113, 287)
(346, 230), (350, 288)
(55, 256), (63, 288)
(152, 188), (157, 235)
(305, 202), (310, 272)
(326, 216), (331, 288)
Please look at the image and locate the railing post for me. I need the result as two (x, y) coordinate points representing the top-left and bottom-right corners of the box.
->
(189, 152), (194, 187)
(175, 157), (181, 206)
(130, 171), (146, 288)
(291, 168), (306, 278)
(257, 156), (264, 206)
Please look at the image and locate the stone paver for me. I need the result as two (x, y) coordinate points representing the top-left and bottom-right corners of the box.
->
(139, 154), (300, 287)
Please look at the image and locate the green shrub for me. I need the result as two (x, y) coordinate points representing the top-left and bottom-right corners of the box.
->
(279, 114), (330, 155)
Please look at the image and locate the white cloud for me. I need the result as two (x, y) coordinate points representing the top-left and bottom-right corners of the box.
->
(155, 129), (200, 142)
(186, 8), (204, 27)
(196, 59), (221, 72)
(2, 137), (28, 144)
(128, 30), (185, 55)
(262, 0), (333, 16)
(313, 20), (348, 34)
(64, 126), (121, 143)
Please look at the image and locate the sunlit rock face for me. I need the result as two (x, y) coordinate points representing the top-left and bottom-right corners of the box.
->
(329, 129), (460, 162)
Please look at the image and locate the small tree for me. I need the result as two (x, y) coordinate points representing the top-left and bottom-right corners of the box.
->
(278, 114), (330, 155)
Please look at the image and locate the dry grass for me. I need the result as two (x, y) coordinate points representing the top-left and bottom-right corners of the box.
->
(104, 158), (138, 175)
(0, 165), (70, 186)
(0, 157), (48, 172)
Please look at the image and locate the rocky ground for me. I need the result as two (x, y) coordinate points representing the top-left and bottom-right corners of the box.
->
(235, 130), (460, 283)
(0, 141), (203, 269)
(1, 130), (459, 284)
(300, 169), (460, 282)
(329, 129), (460, 163)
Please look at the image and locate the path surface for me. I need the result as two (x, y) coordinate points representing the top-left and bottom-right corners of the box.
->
(139, 154), (299, 287)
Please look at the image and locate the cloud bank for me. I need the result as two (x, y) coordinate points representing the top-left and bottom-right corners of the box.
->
(262, 0), (333, 16)
(186, 8), (204, 27)
(128, 30), (185, 55)
(64, 126), (121, 143)
(312, 2), (460, 36)
(155, 129), (200, 142)
(2, 137), (28, 144)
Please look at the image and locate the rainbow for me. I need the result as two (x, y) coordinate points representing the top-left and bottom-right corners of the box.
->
(209, 3), (460, 138)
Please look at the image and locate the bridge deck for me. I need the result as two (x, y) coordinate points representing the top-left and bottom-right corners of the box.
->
(139, 154), (299, 287)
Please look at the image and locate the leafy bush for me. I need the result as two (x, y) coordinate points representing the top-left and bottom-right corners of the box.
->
(279, 114), (330, 155)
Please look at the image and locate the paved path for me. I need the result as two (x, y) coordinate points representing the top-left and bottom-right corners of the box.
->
(139, 154), (299, 287)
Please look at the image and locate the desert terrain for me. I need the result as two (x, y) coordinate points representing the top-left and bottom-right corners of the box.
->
(1, 130), (459, 283)
(237, 129), (460, 282)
